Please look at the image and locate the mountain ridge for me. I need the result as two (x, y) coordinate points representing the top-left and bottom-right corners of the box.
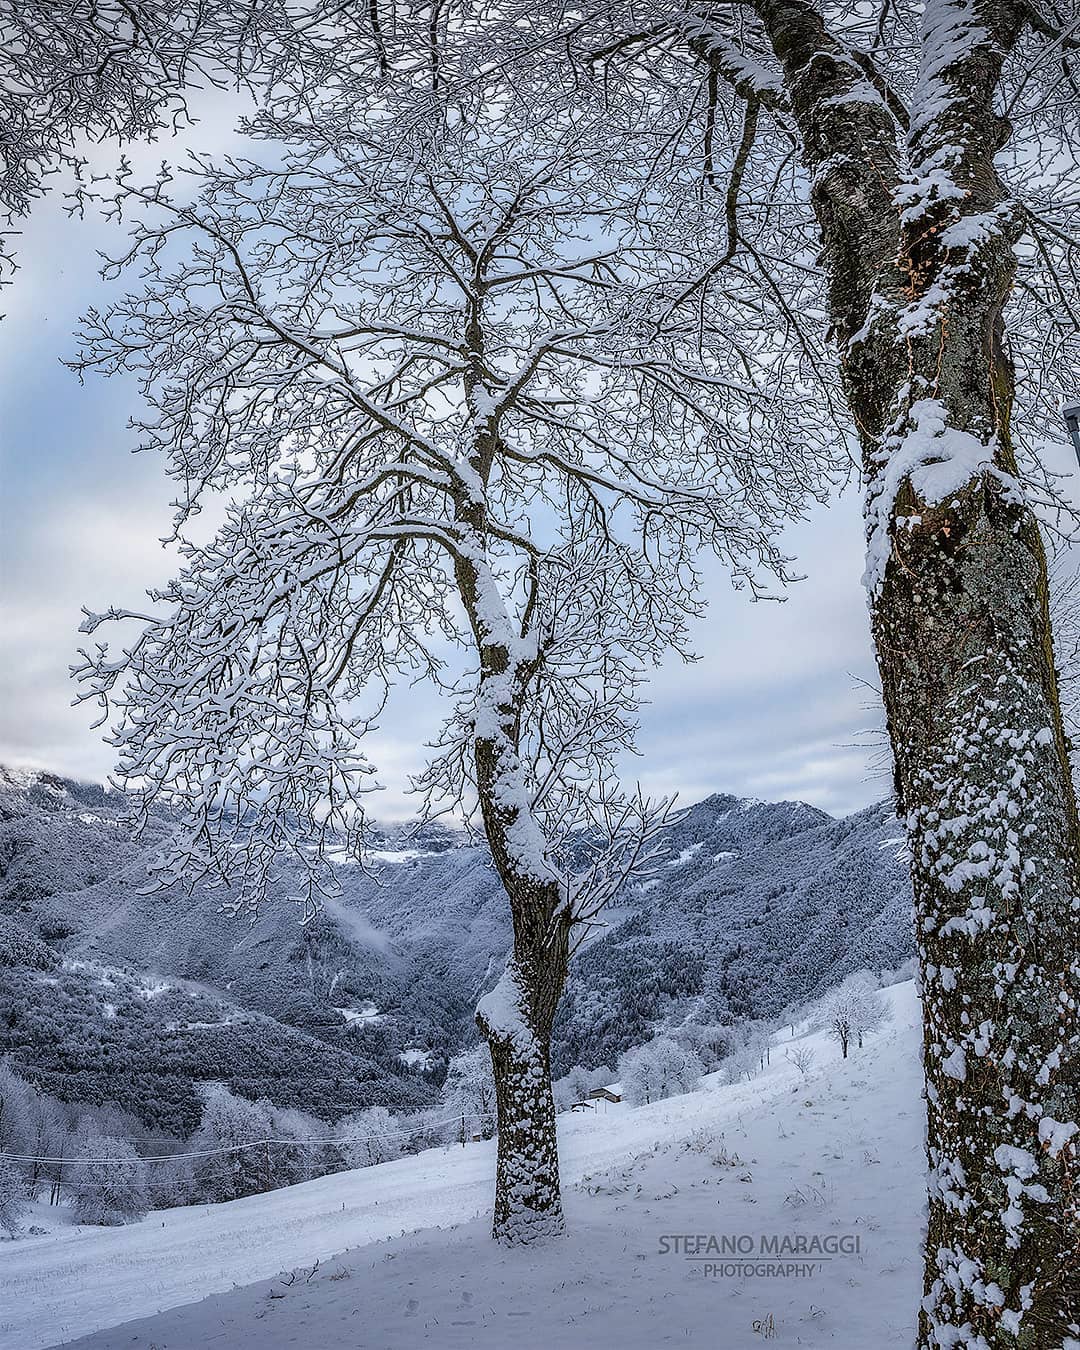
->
(0, 765), (914, 1126)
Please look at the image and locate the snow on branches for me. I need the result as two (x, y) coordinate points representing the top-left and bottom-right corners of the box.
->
(71, 83), (830, 921)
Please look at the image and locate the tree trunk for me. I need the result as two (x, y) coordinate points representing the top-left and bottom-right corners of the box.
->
(751, 0), (1080, 1341)
(477, 948), (567, 1243)
(455, 526), (572, 1244)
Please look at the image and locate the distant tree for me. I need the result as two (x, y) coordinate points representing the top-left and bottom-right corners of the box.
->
(0, 1154), (27, 1237)
(396, 1107), (454, 1156)
(265, 1103), (330, 1187)
(821, 979), (891, 1060)
(618, 1038), (702, 1107)
(191, 1084), (271, 1203)
(442, 1047), (497, 1140)
(683, 1023), (734, 1073)
(0, 1059), (34, 1157)
(70, 1126), (148, 1225)
(24, 1093), (68, 1197)
(146, 1154), (196, 1211)
(337, 1106), (401, 1169)
(552, 1064), (614, 1113)
(723, 1027), (772, 1084)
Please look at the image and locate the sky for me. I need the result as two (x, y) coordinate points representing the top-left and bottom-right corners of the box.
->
(0, 99), (897, 821)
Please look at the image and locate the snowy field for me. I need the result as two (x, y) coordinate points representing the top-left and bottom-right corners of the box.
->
(2, 983), (925, 1350)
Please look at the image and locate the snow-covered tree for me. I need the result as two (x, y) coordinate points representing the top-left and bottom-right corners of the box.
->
(23, 1092), (68, 1199)
(821, 978), (891, 1059)
(673, 1021), (732, 1072)
(441, 1046), (497, 1141)
(722, 1025), (772, 1084)
(0, 1154), (27, 1238)
(73, 83), (828, 1244)
(0, 0), (384, 239)
(552, 1063), (615, 1113)
(414, 1), (1080, 1328)
(0, 1059), (35, 1158)
(785, 1045), (815, 1078)
(70, 1126), (148, 1226)
(617, 1037), (702, 1106)
(337, 1106), (401, 1170)
(190, 1084), (272, 1203)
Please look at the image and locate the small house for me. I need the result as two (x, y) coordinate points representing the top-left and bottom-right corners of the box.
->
(587, 1086), (621, 1104)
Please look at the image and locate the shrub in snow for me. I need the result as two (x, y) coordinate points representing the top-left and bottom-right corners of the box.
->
(0, 1154), (27, 1237)
(70, 1128), (148, 1225)
(617, 1037), (702, 1106)
(785, 1045), (815, 1077)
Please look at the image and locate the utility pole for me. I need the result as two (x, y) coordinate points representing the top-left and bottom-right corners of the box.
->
(1064, 401), (1080, 466)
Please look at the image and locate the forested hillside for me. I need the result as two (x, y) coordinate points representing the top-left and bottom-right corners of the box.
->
(0, 766), (913, 1125)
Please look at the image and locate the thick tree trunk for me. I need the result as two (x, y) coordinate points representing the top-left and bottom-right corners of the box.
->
(476, 948), (567, 1243)
(455, 520), (572, 1244)
(751, 0), (1080, 1341)
(471, 724), (571, 1244)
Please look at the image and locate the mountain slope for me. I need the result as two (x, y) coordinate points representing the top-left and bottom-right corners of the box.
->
(0, 982), (925, 1350)
(0, 767), (914, 1121)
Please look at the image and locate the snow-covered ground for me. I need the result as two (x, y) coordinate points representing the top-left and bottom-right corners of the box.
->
(2, 983), (926, 1350)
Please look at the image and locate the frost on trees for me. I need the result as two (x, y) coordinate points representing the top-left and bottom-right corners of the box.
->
(441, 1046), (497, 1140)
(617, 1037), (703, 1106)
(71, 78), (831, 1243)
(0, 0), (392, 286)
(70, 1127), (149, 1226)
(437, 0), (1080, 1332)
(0, 1154), (27, 1239)
(337, 1106), (403, 1169)
(819, 978), (891, 1059)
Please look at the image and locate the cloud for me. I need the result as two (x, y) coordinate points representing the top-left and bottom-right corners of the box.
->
(0, 99), (887, 819)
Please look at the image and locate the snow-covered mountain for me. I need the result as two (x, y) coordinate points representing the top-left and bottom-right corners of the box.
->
(0, 766), (913, 1131)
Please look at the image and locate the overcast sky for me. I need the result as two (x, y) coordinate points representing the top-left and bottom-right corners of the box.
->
(0, 100), (897, 820)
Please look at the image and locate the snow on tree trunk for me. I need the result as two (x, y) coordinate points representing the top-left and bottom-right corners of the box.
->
(476, 955), (566, 1243)
(462, 530), (571, 1244)
(752, 0), (1080, 1341)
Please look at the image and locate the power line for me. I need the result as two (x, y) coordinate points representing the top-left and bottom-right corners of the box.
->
(0, 1112), (491, 1166)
